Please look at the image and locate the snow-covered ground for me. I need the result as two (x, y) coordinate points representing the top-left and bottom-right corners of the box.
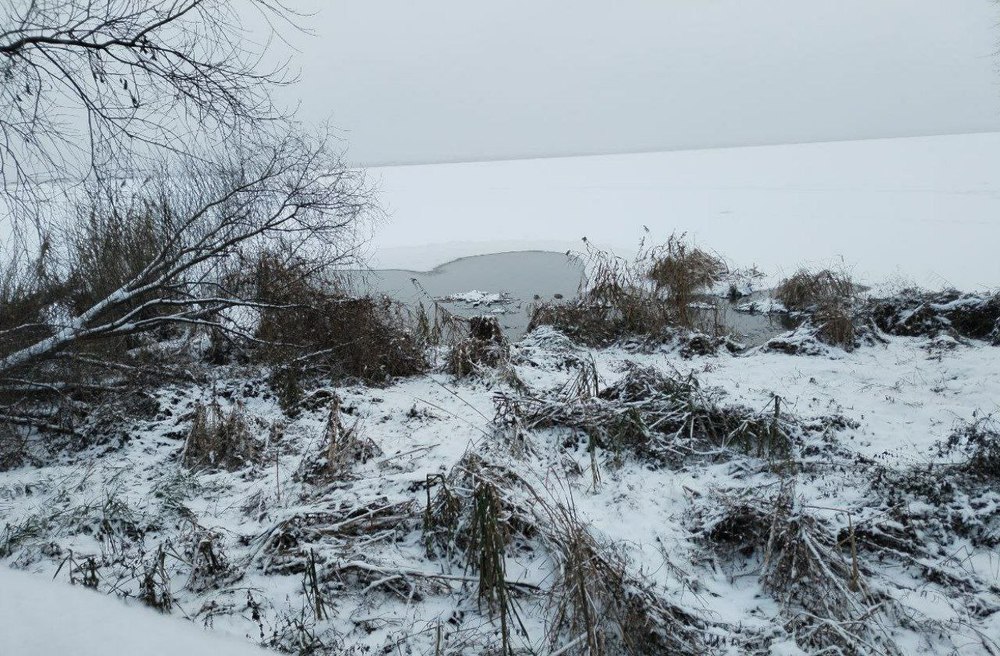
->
(369, 132), (1000, 291)
(0, 567), (273, 656)
(3, 317), (999, 653)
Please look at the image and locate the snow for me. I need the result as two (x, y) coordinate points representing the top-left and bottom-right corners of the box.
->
(4, 139), (1000, 649)
(3, 322), (999, 653)
(0, 568), (274, 656)
(737, 298), (787, 315)
(368, 132), (1000, 291)
(439, 290), (508, 306)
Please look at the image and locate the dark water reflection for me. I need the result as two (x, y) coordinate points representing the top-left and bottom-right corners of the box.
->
(349, 251), (584, 339)
(350, 251), (794, 345)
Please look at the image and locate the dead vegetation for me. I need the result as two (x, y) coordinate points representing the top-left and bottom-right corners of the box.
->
(772, 269), (861, 350)
(254, 500), (416, 577)
(939, 414), (1000, 481)
(467, 480), (520, 655)
(423, 453), (534, 565)
(180, 525), (234, 592)
(532, 488), (707, 656)
(0, 481), (150, 576)
(698, 485), (904, 655)
(1, 128), (375, 437)
(867, 288), (1000, 344)
(0, 423), (28, 471)
(138, 546), (173, 612)
(812, 302), (857, 349)
(645, 235), (728, 327)
(298, 394), (379, 485)
(771, 284), (1000, 354)
(248, 253), (427, 388)
(422, 452), (708, 655)
(774, 269), (855, 313)
(499, 362), (792, 468)
(446, 316), (510, 378)
(181, 400), (262, 471)
(528, 234), (729, 346)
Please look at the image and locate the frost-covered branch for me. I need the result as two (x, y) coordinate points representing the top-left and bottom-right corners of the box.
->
(1, 0), (305, 229)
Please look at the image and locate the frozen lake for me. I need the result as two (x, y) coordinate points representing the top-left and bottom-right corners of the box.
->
(351, 251), (583, 339)
(354, 250), (796, 344)
(366, 132), (1000, 292)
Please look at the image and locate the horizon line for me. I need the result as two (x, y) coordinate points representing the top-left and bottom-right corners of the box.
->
(353, 127), (1000, 170)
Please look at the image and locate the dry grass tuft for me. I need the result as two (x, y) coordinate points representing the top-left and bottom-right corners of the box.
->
(772, 269), (861, 350)
(813, 303), (857, 349)
(468, 480), (518, 655)
(700, 485), (902, 655)
(774, 269), (854, 312)
(537, 495), (706, 656)
(446, 316), (510, 378)
(645, 234), (727, 327)
(421, 456), (535, 653)
(527, 302), (626, 346)
(139, 545), (173, 612)
(300, 394), (379, 484)
(422, 453), (529, 556)
(181, 400), (261, 471)
(528, 234), (727, 346)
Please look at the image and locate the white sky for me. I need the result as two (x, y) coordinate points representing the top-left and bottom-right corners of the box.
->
(266, 0), (1000, 165)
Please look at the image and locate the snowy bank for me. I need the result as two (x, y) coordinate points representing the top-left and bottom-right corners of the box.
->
(0, 568), (274, 656)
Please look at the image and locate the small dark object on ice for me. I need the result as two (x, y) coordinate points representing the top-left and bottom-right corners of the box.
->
(469, 316), (505, 344)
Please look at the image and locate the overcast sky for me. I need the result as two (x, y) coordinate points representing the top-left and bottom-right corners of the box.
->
(265, 0), (1000, 166)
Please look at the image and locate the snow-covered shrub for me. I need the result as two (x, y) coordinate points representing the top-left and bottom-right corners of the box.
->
(940, 414), (1000, 481)
(867, 288), (1000, 344)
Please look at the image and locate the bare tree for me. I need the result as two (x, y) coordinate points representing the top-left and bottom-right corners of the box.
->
(0, 132), (375, 431)
(0, 3), (383, 436)
(0, 0), (299, 227)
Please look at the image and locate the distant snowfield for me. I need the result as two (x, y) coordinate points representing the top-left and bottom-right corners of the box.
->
(368, 132), (1000, 291)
